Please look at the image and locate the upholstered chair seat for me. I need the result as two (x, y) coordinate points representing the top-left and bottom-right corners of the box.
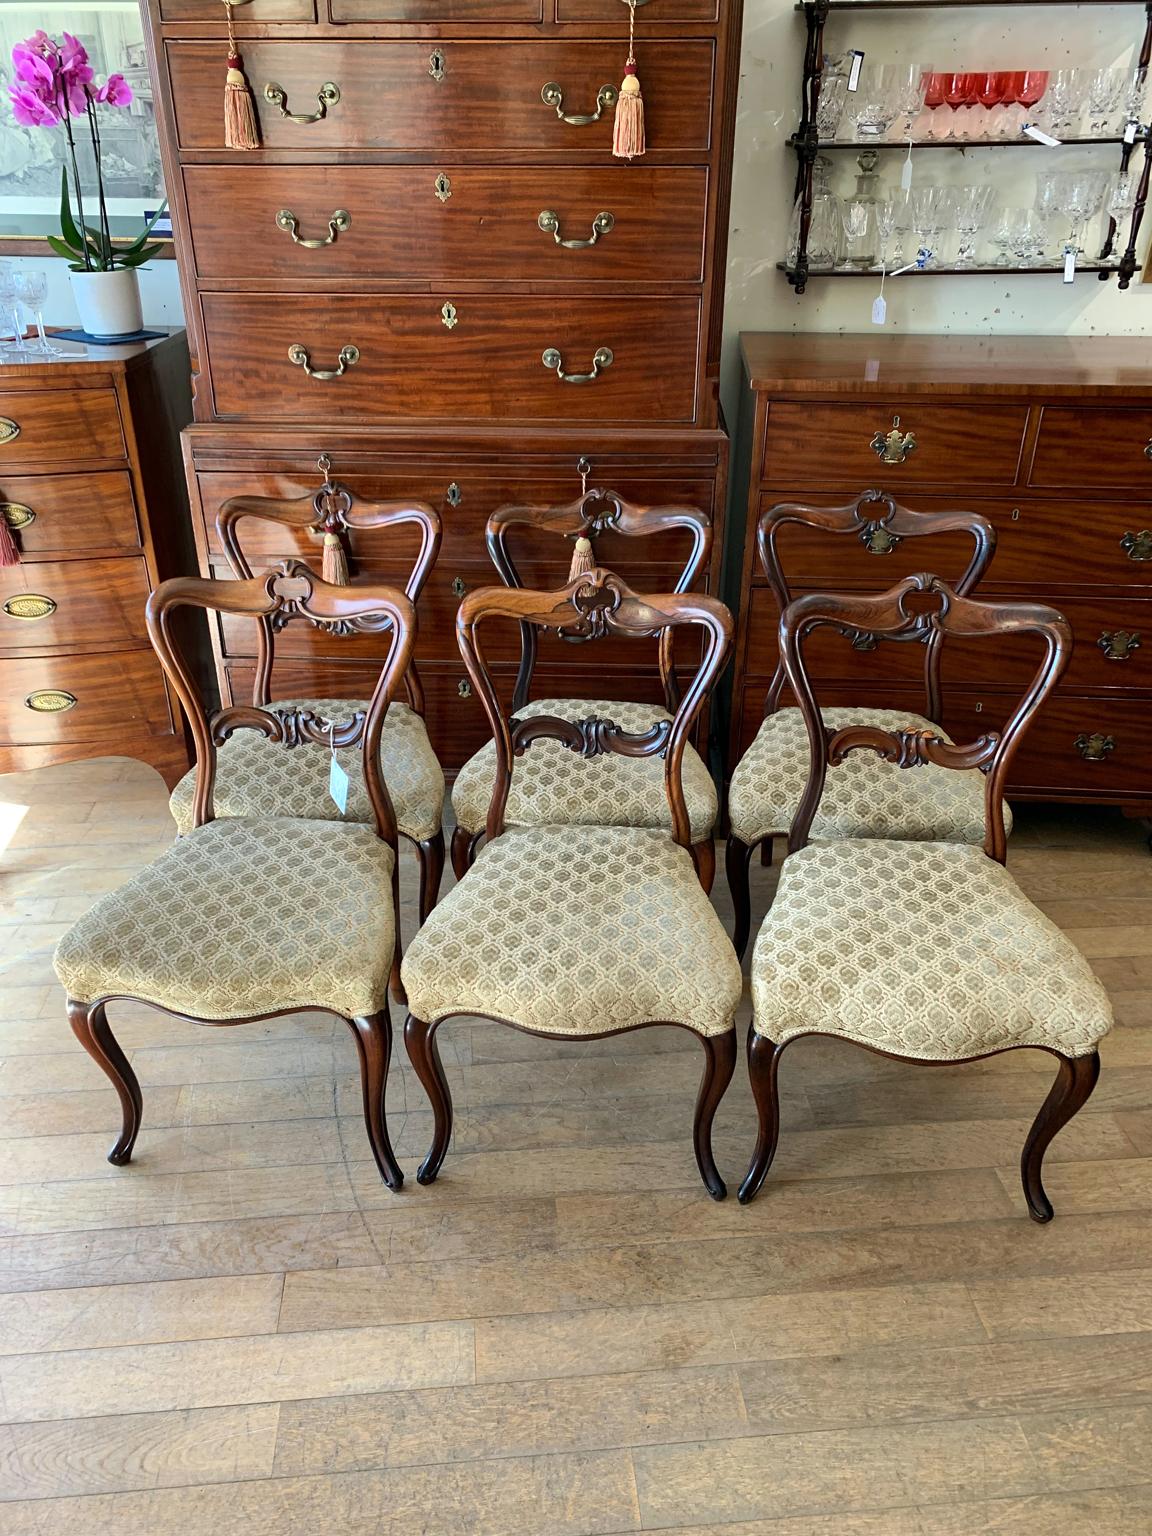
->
(451, 698), (718, 845)
(728, 706), (1011, 847)
(403, 824), (741, 1038)
(751, 839), (1111, 1061)
(56, 817), (396, 1022)
(170, 699), (445, 844)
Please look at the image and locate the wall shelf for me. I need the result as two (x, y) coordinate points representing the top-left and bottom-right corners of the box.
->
(778, 260), (1124, 278)
(792, 134), (1148, 151)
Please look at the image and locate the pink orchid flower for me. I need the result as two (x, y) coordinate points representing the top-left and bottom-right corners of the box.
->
(94, 74), (133, 108)
(9, 81), (61, 127)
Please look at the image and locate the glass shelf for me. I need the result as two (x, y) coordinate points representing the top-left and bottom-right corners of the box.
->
(779, 260), (1128, 278)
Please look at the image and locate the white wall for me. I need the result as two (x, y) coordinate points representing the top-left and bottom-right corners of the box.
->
(10, 256), (183, 330)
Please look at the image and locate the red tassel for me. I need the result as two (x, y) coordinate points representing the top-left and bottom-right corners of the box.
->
(568, 535), (594, 581)
(613, 67), (645, 159)
(0, 517), (18, 566)
(224, 52), (261, 150)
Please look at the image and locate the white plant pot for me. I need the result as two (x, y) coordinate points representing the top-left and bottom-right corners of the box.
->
(67, 267), (143, 339)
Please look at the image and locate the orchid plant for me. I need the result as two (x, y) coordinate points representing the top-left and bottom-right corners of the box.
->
(8, 30), (165, 272)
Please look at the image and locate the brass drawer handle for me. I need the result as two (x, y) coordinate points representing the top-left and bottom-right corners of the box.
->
(1145, 438), (1152, 461)
(537, 210), (615, 249)
(1121, 529), (1152, 562)
(3, 594), (55, 621)
(451, 576), (466, 598)
(288, 343), (359, 380)
(1075, 732), (1116, 762)
(1, 502), (34, 530)
(0, 418), (20, 446)
(276, 208), (350, 247)
(263, 80), (340, 124)
(541, 81), (617, 126)
(542, 346), (613, 384)
(871, 416), (916, 464)
(25, 689), (75, 713)
(1098, 629), (1141, 662)
(457, 678), (472, 698)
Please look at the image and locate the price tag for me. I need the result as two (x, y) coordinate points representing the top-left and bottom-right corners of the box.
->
(847, 50), (865, 92)
(1063, 244), (1077, 284)
(1124, 119), (1140, 145)
(1023, 123), (1062, 147)
(329, 754), (350, 814)
(871, 293), (887, 325)
(900, 151), (913, 192)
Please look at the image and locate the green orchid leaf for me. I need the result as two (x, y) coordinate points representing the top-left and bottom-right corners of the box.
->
(120, 202), (170, 257)
(57, 169), (87, 255)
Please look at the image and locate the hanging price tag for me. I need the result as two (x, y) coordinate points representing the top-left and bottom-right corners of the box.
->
(1063, 244), (1077, 284)
(871, 293), (887, 325)
(1124, 119), (1140, 145)
(1023, 123), (1062, 147)
(847, 50), (865, 92)
(327, 722), (350, 814)
(900, 149), (914, 192)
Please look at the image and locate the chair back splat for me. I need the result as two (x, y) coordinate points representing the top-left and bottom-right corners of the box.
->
(217, 470), (440, 714)
(758, 490), (996, 726)
(779, 573), (1071, 863)
(146, 561), (416, 842)
(487, 490), (712, 713)
(456, 568), (733, 857)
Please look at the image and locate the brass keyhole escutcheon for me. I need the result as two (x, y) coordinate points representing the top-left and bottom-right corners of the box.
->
(428, 49), (446, 81)
(445, 482), (462, 507)
(434, 173), (452, 203)
(451, 576), (466, 598)
(441, 301), (458, 330)
(457, 677), (472, 699)
(870, 415), (916, 465)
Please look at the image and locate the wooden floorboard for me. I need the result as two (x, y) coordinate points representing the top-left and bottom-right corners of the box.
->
(0, 757), (1150, 1530)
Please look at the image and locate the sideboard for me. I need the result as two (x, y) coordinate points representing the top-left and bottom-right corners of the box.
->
(0, 334), (195, 786)
(730, 333), (1152, 816)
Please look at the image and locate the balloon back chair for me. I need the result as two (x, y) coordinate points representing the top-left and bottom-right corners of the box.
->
(740, 574), (1112, 1220)
(403, 568), (743, 1198)
(727, 490), (998, 957)
(54, 563), (416, 1191)
(169, 468), (446, 924)
(450, 488), (720, 888)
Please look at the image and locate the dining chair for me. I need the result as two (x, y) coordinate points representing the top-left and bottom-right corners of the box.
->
(169, 469), (446, 923)
(740, 573), (1112, 1220)
(727, 490), (999, 957)
(54, 562), (415, 1191)
(403, 567), (742, 1198)
(450, 488), (720, 889)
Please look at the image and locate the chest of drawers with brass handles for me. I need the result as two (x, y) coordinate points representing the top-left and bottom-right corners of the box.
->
(732, 333), (1152, 815)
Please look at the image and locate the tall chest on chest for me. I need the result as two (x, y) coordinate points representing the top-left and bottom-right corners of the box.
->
(144, 0), (742, 772)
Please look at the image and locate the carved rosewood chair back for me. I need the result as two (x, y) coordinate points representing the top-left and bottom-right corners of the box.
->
(758, 491), (996, 724)
(218, 468), (440, 716)
(779, 574), (1071, 863)
(456, 569), (733, 857)
(146, 562), (416, 845)
(487, 489), (713, 713)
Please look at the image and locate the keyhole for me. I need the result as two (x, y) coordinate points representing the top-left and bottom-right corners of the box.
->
(446, 482), (462, 506)
(428, 49), (446, 80)
(435, 173), (452, 202)
(1011, 508), (1021, 521)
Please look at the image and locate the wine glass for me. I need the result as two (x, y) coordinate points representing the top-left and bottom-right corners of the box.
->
(953, 185), (996, 267)
(1060, 171), (1109, 254)
(1008, 69), (1050, 135)
(989, 208), (1022, 266)
(974, 71), (1011, 140)
(1034, 169), (1065, 243)
(892, 63), (930, 139)
(844, 66), (901, 140)
(891, 187), (917, 264)
(1012, 209), (1048, 266)
(839, 197), (875, 269)
(0, 263), (32, 357)
(922, 71), (948, 138)
(872, 197), (898, 269)
(943, 71), (977, 139)
(1125, 65), (1148, 129)
(1046, 67), (1086, 135)
(911, 186), (953, 267)
(12, 270), (59, 357)
(1085, 68), (1125, 137)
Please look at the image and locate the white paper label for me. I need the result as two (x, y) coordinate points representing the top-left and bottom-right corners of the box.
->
(329, 754), (350, 814)
(1124, 119), (1139, 145)
(900, 155), (913, 192)
(1023, 123), (1062, 147)
(871, 293), (887, 325)
(1064, 245), (1077, 284)
(847, 50), (865, 92)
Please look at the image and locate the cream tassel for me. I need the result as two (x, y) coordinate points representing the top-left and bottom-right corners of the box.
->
(612, 68), (645, 159)
(568, 535), (595, 581)
(223, 4), (261, 150)
(322, 530), (349, 585)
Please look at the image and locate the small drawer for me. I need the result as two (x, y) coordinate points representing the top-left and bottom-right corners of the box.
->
(557, 0), (719, 18)
(0, 472), (140, 557)
(2, 652), (173, 747)
(331, 0), (543, 19)
(202, 293), (701, 425)
(1030, 407), (1152, 490)
(0, 558), (151, 654)
(184, 165), (709, 284)
(159, 0), (314, 16)
(167, 40), (715, 153)
(0, 389), (125, 464)
(760, 402), (1028, 488)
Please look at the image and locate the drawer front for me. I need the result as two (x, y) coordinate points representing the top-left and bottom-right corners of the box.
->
(745, 587), (1152, 697)
(2, 652), (173, 747)
(557, 0), (719, 17)
(0, 472), (140, 557)
(331, 0), (544, 19)
(0, 558), (151, 653)
(202, 293), (701, 424)
(199, 468), (716, 570)
(168, 41), (715, 153)
(755, 491), (1152, 592)
(761, 403), (1028, 488)
(1031, 407), (1152, 489)
(159, 0), (314, 16)
(0, 389), (125, 464)
(185, 165), (708, 284)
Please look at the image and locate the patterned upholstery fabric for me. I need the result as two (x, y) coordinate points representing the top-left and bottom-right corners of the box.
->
(402, 824), (741, 1037)
(54, 818), (396, 1021)
(451, 698), (718, 842)
(170, 700), (444, 844)
(728, 706), (1011, 846)
(751, 840), (1112, 1060)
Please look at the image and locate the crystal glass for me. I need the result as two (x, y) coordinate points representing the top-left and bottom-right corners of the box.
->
(953, 184), (997, 267)
(839, 196), (875, 269)
(844, 65), (901, 140)
(1011, 209), (1048, 266)
(989, 208), (1023, 266)
(974, 71), (1012, 139)
(815, 71), (849, 139)
(12, 270), (59, 357)
(1109, 169), (1138, 220)
(872, 196), (898, 268)
(911, 186), (954, 267)
(1046, 67), (1086, 134)
(788, 156), (842, 271)
(891, 187), (917, 264)
(1008, 69), (1050, 135)
(1059, 171), (1110, 253)
(922, 71), (948, 138)
(1085, 68), (1125, 136)
(1034, 168), (1064, 237)
(1125, 65), (1148, 128)
(943, 71), (977, 139)
(892, 63), (929, 138)
(0, 263), (31, 357)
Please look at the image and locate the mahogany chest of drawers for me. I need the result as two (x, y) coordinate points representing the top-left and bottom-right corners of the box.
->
(0, 335), (195, 786)
(142, 0), (743, 773)
(731, 333), (1152, 814)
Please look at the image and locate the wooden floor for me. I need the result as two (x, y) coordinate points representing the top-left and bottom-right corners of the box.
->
(1, 756), (1151, 1533)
